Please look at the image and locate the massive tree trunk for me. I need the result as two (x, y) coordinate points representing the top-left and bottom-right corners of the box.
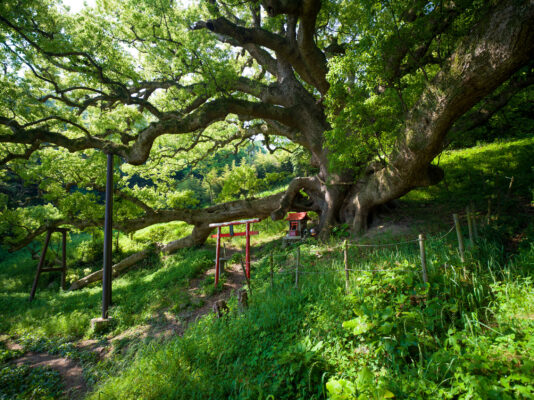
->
(342, 0), (534, 232)
(270, 0), (534, 235)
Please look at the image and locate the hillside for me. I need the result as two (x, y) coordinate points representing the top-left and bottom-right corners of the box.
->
(1, 138), (533, 399)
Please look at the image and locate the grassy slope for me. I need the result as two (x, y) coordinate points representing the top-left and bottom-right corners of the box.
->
(1, 138), (533, 399)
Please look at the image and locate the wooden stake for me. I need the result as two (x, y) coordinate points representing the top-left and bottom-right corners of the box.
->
(506, 176), (514, 199)
(471, 202), (479, 240)
(269, 253), (274, 289)
(295, 247), (300, 289)
(238, 290), (248, 312)
(240, 258), (252, 297)
(419, 234), (428, 284)
(343, 240), (349, 292)
(453, 214), (465, 263)
(487, 199), (491, 225)
(466, 206), (474, 246)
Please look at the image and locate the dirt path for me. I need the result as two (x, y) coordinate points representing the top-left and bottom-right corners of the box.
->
(109, 248), (249, 351)
(111, 253), (247, 342)
(4, 341), (86, 399)
(5, 248), (247, 399)
(181, 257), (246, 327)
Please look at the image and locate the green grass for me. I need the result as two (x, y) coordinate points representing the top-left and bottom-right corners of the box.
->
(0, 138), (533, 399)
(85, 138), (533, 399)
(404, 137), (534, 209)
(87, 227), (533, 399)
(0, 248), (213, 338)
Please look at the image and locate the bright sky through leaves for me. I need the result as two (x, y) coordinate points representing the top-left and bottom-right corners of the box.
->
(62, 0), (96, 13)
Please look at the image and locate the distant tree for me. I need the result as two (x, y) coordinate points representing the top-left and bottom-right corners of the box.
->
(218, 161), (261, 201)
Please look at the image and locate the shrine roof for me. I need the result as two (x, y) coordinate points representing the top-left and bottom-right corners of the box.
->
(286, 212), (309, 221)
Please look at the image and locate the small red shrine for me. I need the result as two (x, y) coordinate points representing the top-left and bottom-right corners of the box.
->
(286, 212), (309, 239)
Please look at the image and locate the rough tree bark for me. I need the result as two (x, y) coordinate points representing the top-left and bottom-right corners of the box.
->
(345, 0), (534, 232)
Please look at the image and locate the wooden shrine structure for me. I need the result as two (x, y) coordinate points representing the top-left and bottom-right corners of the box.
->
(209, 218), (260, 286)
(285, 212), (309, 239)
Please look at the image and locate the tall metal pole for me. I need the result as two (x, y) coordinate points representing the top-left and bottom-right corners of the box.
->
(102, 153), (114, 319)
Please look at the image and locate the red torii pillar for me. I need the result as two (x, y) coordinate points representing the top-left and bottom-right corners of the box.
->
(209, 218), (260, 286)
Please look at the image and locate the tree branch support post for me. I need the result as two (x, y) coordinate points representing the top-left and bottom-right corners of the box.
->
(419, 234), (428, 284)
(343, 240), (349, 292)
(61, 230), (67, 290)
(453, 214), (465, 263)
(102, 153), (114, 320)
(29, 229), (52, 302)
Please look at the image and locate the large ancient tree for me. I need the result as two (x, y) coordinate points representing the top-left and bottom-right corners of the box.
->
(1, 0), (533, 255)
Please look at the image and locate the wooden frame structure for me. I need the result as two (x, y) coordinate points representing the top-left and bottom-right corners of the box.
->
(209, 218), (260, 286)
(29, 227), (68, 302)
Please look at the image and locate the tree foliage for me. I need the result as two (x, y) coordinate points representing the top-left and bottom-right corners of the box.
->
(0, 0), (533, 252)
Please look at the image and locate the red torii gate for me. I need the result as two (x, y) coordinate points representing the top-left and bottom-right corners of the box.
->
(209, 218), (260, 286)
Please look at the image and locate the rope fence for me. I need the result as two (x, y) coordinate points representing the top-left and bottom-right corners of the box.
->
(259, 209), (485, 294)
(345, 239), (419, 248)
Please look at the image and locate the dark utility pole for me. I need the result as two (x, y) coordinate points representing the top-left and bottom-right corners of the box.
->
(102, 153), (114, 319)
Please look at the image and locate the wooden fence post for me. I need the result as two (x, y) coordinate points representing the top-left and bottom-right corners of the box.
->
(240, 259), (252, 297)
(270, 253), (274, 289)
(471, 202), (479, 240)
(466, 206), (474, 246)
(343, 240), (349, 292)
(418, 234), (428, 284)
(506, 176), (514, 199)
(295, 247), (300, 289)
(453, 214), (465, 262)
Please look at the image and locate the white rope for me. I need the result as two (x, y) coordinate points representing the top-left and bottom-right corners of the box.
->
(432, 225), (456, 241)
(275, 267), (413, 275)
(341, 224), (456, 249)
(347, 239), (419, 248)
